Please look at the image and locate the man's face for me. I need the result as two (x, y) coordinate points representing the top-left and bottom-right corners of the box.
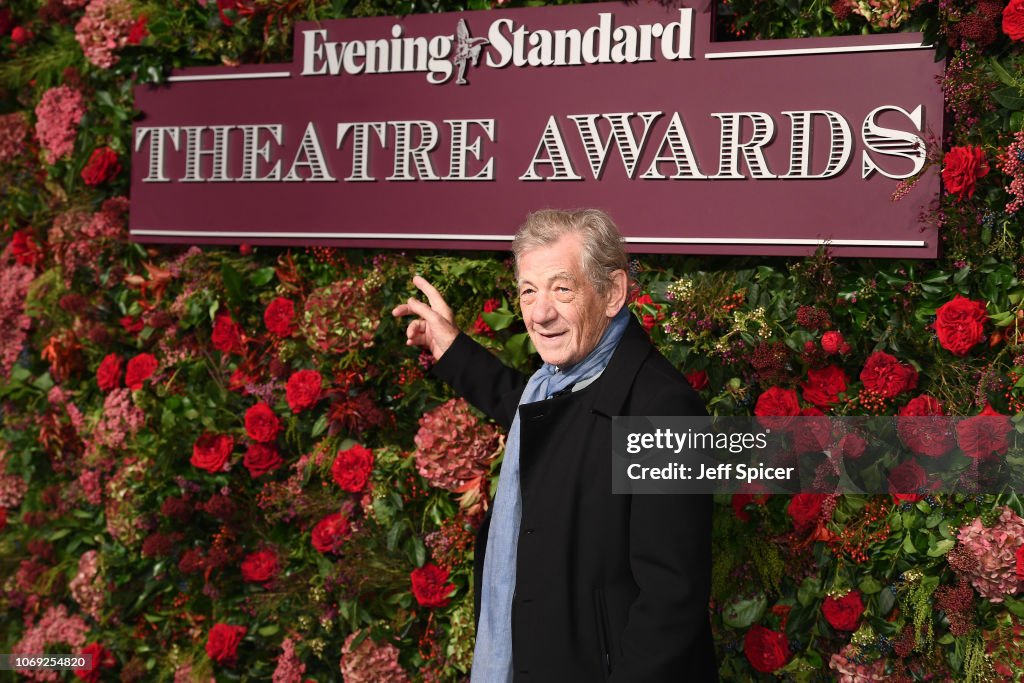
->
(517, 233), (616, 368)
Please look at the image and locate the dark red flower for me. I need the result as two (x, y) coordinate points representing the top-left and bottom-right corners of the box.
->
(410, 562), (456, 608)
(10, 26), (32, 46)
(800, 365), (848, 410)
(787, 493), (825, 531)
(120, 315), (144, 335)
(897, 395), (954, 458)
(836, 433), (867, 460)
(286, 369), (322, 413)
(264, 297), (296, 337)
(96, 353), (122, 392)
(191, 433), (234, 473)
(332, 444), (374, 493)
(859, 351), (917, 399)
(212, 313), (244, 354)
(205, 623), (246, 666)
(124, 353), (157, 390)
(792, 408), (831, 453)
(80, 147), (121, 186)
(0, 507), (7, 532)
(888, 458), (929, 502)
(127, 15), (148, 45)
(243, 443), (282, 478)
(311, 511), (351, 554)
(685, 370), (709, 392)
(820, 330), (845, 355)
(1016, 544), (1024, 581)
(74, 642), (116, 682)
(754, 386), (800, 430)
(956, 405), (1011, 460)
(941, 146), (989, 200)
(822, 590), (864, 631)
(743, 624), (791, 673)
(240, 549), (279, 583)
(11, 230), (43, 268)
(731, 492), (767, 522)
(1004, 0), (1024, 40)
(245, 403), (280, 443)
(934, 295), (987, 357)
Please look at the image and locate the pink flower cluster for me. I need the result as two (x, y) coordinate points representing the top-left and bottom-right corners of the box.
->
(48, 196), (129, 285)
(412, 397), (501, 491)
(69, 549), (105, 621)
(271, 636), (306, 683)
(0, 473), (28, 508)
(0, 261), (34, 379)
(956, 506), (1024, 602)
(34, 86), (85, 163)
(12, 605), (90, 681)
(87, 388), (145, 455)
(339, 631), (409, 683)
(75, 0), (135, 68)
(1000, 131), (1024, 214)
(0, 112), (30, 164)
(828, 644), (887, 682)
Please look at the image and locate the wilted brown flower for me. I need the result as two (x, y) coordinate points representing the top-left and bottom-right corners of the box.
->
(412, 398), (501, 494)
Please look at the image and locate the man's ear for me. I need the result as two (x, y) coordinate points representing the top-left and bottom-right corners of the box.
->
(605, 269), (628, 317)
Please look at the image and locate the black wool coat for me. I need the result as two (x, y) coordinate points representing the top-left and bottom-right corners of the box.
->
(433, 316), (719, 683)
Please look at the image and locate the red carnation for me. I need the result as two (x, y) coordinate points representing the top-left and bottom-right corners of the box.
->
(96, 353), (123, 392)
(820, 330), (845, 355)
(332, 444), (374, 493)
(956, 405), (1011, 460)
(859, 351), (917, 399)
(191, 433), (234, 473)
(934, 295), (987, 357)
(240, 549), (279, 583)
(754, 386), (800, 430)
(800, 365), (848, 409)
(410, 562), (456, 608)
(941, 146), (988, 200)
(212, 313), (245, 355)
(264, 297), (297, 337)
(822, 591), (865, 631)
(80, 147), (121, 186)
(286, 369), (322, 413)
(243, 443), (282, 478)
(205, 623), (246, 666)
(897, 395), (954, 457)
(127, 15), (148, 45)
(245, 403), (281, 443)
(311, 511), (351, 554)
(1004, 0), (1024, 41)
(685, 370), (709, 392)
(74, 642), (116, 682)
(787, 493), (825, 531)
(888, 458), (929, 502)
(124, 353), (158, 390)
(743, 624), (791, 673)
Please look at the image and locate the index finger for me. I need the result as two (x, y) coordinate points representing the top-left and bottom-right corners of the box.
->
(412, 276), (452, 316)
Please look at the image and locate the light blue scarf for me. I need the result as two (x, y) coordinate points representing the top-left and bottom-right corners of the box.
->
(471, 306), (630, 683)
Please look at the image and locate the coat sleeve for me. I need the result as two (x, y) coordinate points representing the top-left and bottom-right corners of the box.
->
(430, 332), (530, 430)
(609, 381), (717, 682)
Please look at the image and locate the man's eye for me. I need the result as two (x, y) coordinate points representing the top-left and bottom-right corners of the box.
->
(554, 287), (574, 302)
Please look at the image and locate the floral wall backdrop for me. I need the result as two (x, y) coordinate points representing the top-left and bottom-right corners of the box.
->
(2, 0), (1024, 680)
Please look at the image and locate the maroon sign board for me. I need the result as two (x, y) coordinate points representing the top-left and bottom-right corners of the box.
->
(130, 1), (944, 257)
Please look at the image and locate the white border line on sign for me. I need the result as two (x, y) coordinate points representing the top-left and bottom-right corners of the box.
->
(705, 43), (932, 59)
(130, 230), (926, 247)
(167, 72), (292, 82)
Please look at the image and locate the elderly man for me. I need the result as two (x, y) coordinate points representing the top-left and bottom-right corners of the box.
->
(393, 209), (716, 682)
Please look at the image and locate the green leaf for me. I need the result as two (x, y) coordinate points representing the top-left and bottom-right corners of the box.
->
(927, 538), (954, 557)
(1006, 597), (1024, 618)
(481, 310), (515, 332)
(258, 624), (280, 637)
(250, 267), (276, 287)
(721, 594), (766, 629)
(993, 86), (1024, 111)
(901, 533), (918, 555)
(797, 577), (821, 606)
(990, 58), (1020, 88)
(221, 263), (245, 309)
(858, 576), (882, 594)
(311, 414), (328, 438)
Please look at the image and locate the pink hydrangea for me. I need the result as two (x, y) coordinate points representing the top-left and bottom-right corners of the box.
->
(34, 86), (85, 163)
(11, 605), (90, 681)
(272, 636), (306, 683)
(77, 469), (104, 506)
(956, 506), (1024, 602)
(0, 112), (31, 164)
(339, 631), (409, 683)
(828, 644), (887, 682)
(0, 260), (34, 379)
(48, 196), (129, 285)
(412, 397), (501, 491)
(87, 387), (145, 455)
(69, 549), (105, 620)
(0, 473), (28, 508)
(75, 0), (135, 68)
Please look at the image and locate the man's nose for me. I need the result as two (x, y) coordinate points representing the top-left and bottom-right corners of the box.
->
(530, 292), (558, 324)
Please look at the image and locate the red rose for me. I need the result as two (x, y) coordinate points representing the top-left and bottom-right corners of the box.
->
(264, 297), (296, 337)
(792, 408), (832, 454)
(80, 147), (121, 186)
(240, 549), (279, 583)
(1004, 0), (1024, 40)
(245, 403), (281, 443)
(754, 386), (801, 430)
(10, 26), (31, 46)
(956, 405), (1011, 460)
(0, 507), (6, 531)
(1017, 544), (1024, 581)
(124, 353), (158, 390)
(410, 562), (456, 608)
(787, 493), (825, 531)
(836, 433), (867, 460)
(897, 395), (954, 457)
(800, 365), (848, 409)
(11, 230), (43, 268)
(120, 315), (144, 335)
(859, 351), (917, 399)
(212, 313), (244, 354)
(941, 145), (989, 200)
(286, 369), (322, 413)
(743, 624), (791, 673)
(127, 15), (148, 45)
(74, 642), (116, 682)
(822, 591), (865, 631)
(311, 511), (351, 554)
(96, 353), (123, 392)
(888, 458), (929, 501)
(934, 295), (987, 356)
(243, 443), (282, 478)
(731, 492), (767, 522)
(685, 370), (709, 392)
(820, 330), (845, 355)
(332, 444), (374, 492)
(191, 433), (234, 473)
(205, 623), (246, 666)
